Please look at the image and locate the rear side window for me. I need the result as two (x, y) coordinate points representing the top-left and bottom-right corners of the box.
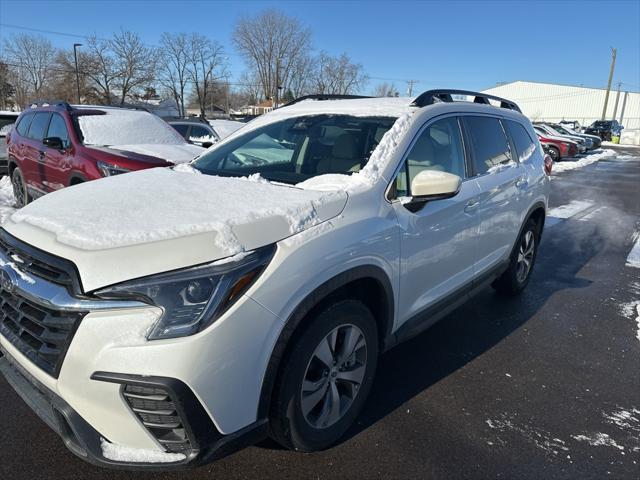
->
(27, 112), (52, 141)
(506, 120), (537, 162)
(464, 116), (511, 175)
(47, 113), (71, 148)
(171, 124), (189, 137)
(15, 113), (35, 136)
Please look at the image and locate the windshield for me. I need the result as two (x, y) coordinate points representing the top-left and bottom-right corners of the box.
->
(192, 115), (396, 185)
(77, 109), (187, 146)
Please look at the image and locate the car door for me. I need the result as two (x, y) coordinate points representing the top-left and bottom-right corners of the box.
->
(22, 111), (52, 195)
(462, 115), (524, 277)
(42, 113), (73, 191)
(390, 115), (482, 326)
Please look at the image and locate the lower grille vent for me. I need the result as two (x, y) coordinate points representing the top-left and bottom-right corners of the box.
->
(123, 384), (192, 453)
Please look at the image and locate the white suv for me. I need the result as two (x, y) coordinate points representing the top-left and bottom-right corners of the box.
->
(0, 90), (550, 469)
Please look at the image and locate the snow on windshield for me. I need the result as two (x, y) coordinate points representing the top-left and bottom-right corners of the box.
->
(78, 109), (186, 146)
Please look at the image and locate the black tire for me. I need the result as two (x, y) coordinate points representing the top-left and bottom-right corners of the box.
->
(269, 299), (379, 452)
(11, 166), (29, 208)
(492, 218), (540, 296)
(547, 146), (560, 162)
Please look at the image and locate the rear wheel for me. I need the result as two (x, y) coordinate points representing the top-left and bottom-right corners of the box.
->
(492, 218), (540, 295)
(269, 299), (378, 452)
(11, 167), (29, 208)
(547, 146), (560, 162)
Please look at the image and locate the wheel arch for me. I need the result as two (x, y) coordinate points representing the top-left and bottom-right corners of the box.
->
(69, 173), (87, 185)
(256, 264), (394, 420)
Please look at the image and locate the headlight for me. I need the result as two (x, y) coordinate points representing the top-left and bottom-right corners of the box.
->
(95, 245), (275, 339)
(97, 160), (131, 177)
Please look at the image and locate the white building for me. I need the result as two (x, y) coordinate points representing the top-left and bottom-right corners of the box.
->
(482, 81), (640, 134)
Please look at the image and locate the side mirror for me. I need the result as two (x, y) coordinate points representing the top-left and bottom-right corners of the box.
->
(406, 171), (462, 211)
(43, 137), (64, 150)
(201, 141), (213, 149)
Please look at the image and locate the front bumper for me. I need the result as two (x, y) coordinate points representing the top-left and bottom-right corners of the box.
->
(0, 348), (267, 470)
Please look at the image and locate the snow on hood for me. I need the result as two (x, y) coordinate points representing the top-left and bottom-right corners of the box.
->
(10, 168), (346, 253)
(110, 143), (204, 164)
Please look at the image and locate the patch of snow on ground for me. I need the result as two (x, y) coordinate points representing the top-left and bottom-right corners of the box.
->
(626, 231), (640, 268)
(100, 438), (185, 463)
(603, 408), (640, 432)
(297, 112), (414, 192)
(0, 176), (16, 224)
(602, 141), (640, 149)
(572, 433), (625, 451)
(546, 200), (594, 226)
(485, 414), (569, 455)
(551, 149), (616, 174)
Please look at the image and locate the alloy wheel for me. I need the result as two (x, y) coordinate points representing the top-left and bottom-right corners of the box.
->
(300, 324), (367, 429)
(516, 230), (535, 283)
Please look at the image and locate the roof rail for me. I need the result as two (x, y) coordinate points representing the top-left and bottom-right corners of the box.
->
(27, 99), (73, 110)
(411, 89), (521, 113)
(282, 94), (372, 108)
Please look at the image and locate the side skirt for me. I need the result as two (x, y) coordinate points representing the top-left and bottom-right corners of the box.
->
(388, 260), (509, 349)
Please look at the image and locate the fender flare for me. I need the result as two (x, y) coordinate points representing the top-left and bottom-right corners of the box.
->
(256, 264), (394, 420)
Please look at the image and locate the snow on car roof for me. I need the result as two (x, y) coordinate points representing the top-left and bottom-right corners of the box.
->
(273, 96), (414, 118)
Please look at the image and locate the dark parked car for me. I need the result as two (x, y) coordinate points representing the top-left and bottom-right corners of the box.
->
(584, 120), (623, 141)
(7, 102), (204, 207)
(168, 119), (218, 148)
(547, 123), (601, 150)
(0, 111), (20, 175)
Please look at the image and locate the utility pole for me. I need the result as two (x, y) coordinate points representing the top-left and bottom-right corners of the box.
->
(73, 43), (82, 104)
(612, 81), (622, 120)
(274, 58), (280, 109)
(406, 80), (417, 97)
(601, 47), (617, 120)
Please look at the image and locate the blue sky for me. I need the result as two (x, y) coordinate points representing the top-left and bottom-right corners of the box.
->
(1, 0), (638, 94)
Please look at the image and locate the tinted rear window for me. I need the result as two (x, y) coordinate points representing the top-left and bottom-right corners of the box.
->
(27, 112), (52, 141)
(15, 113), (35, 136)
(171, 124), (189, 137)
(506, 120), (537, 163)
(464, 116), (511, 175)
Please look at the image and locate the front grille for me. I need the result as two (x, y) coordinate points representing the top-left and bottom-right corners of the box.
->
(0, 287), (86, 377)
(0, 229), (80, 293)
(123, 384), (192, 453)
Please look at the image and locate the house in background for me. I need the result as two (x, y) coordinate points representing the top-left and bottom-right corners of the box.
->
(240, 99), (274, 116)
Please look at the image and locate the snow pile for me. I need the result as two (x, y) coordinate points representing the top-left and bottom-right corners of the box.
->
(100, 438), (185, 463)
(572, 433), (625, 451)
(296, 112), (414, 192)
(0, 123), (14, 135)
(603, 408), (640, 431)
(551, 149), (616, 174)
(546, 200), (593, 226)
(0, 176), (16, 224)
(109, 143), (204, 164)
(10, 168), (345, 252)
(626, 231), (640, 268)
(78, 108), (187, 147)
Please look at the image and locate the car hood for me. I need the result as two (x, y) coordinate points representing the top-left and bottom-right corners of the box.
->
(106, 143), (205, 164)
(4, 168), (347, 291)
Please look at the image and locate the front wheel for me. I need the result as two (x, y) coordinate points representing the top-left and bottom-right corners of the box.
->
(269, 299), (379, 452)
(492, 218), (540, 295)
(11, 166), (29, 208)
(547, 146), (560, 162)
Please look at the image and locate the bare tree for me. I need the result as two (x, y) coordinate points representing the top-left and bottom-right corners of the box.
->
(312, 52), (368, 95)
(372, 82), (399, 97)
(0, 61), (16, 110)
(233, 9), (311, 103)
(110, 30), (156, 105)
(288, 54), (313, 99)
(186, 33), (227, 117)
(2, 33), (57, 104)
(238, 70), (262, 105)
(158, 32), (189, 117)
(84, 35), (119, 104)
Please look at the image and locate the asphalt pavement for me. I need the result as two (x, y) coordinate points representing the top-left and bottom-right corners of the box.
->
(1, 147), (639, 479)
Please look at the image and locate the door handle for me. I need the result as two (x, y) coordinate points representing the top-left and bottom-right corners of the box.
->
(464, 200), (480, 213)
(516, 176), (528, 188)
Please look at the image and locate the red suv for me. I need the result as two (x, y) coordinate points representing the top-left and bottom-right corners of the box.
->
(7, 102), (204, 206)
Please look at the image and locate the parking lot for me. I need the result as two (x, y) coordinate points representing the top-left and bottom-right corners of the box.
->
(1, 146), (638, 479)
